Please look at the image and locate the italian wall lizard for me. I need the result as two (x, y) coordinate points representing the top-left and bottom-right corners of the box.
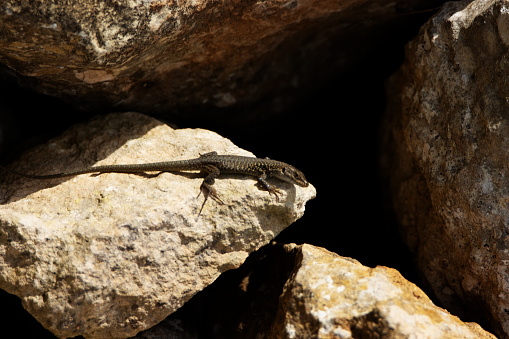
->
(6, 151), (309, 213)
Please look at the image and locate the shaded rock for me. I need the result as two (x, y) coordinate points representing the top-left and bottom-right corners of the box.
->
(133, 241), (299, 339)
(0, 112), (315, 338)
(381, 0), (509, 337)
(0, 0), (442, 116)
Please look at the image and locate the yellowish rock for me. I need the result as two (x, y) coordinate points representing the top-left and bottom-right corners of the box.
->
(270, 244), (495, 339)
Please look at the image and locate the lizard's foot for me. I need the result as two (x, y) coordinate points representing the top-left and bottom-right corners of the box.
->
(197, 182), (224, 215)
(256, 176), (283, 202)
(199, 183), (224, 204)
(266, 185), (282, 202)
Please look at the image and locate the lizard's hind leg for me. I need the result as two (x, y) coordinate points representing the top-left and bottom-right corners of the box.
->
(197, 165), (224, 215)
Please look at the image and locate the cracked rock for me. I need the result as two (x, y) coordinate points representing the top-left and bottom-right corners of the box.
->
(0, 0), (438, 116)
(270, 244), (495, 339)
(0, 112), (315, 338)
(381, 0), (509, 337)
(133, 243), (495, 338)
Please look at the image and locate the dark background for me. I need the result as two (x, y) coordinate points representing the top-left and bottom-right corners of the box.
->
(0, 9), (439, 339)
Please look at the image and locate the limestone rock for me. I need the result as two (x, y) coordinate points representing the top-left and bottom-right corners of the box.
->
(381, 0), (509, 337)
(133, 243), (495, 338)
(270, 244), (495, 338)
(131, 241), (299, 339)
(0, 0), (439, 115)
(0, 112), (315, 338)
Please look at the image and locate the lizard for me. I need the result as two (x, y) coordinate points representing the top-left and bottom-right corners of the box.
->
(4, 151), (309, 214)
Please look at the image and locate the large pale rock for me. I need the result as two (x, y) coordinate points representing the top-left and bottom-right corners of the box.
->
(0, 0), (440, 115)
(0, 112), (315, 338)
(269, 244), (495, 338)
(381, 0), (509, 337)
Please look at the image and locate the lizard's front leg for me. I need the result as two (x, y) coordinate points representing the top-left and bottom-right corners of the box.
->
(198, 165), (223, 215)
(257, 173), (282, 202)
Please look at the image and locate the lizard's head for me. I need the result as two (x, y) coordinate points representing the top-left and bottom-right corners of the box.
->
(272, 164), (309, 187)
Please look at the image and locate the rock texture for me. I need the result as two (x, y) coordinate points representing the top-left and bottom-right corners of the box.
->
(137, 243), (495, 338)
(269, 244), (495, 339)
(381, 0), (509, 337)
(0, 112), (315, 338)
(0, 0), (441, 116)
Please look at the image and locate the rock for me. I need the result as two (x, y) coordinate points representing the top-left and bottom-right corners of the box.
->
(381, 0), (509, 337)
(133, 243), (495, 338)
(268, 244), (495, 339)
(0, 112), (315, 338)
(132, 241), (299, 339)
(0, 0), (441, 116)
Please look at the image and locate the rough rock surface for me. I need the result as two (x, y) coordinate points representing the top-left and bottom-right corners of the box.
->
(269, 244), (495, 339)
(132, 243), (495, 338)
(381, 0), (509, 337)
(0, 112), (315, 338)
(0, 0), (441, 116)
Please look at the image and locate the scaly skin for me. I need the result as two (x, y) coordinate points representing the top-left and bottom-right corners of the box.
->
(6, 151), (309, 214)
